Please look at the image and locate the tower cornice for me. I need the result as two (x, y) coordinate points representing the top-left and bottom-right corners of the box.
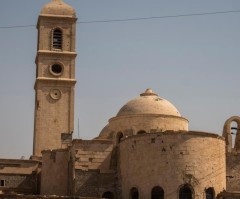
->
(35, 50), (77, 64)
(37, 15), (77, 29)
(37, 50), (77, 56)
(34, 77), (76, 89)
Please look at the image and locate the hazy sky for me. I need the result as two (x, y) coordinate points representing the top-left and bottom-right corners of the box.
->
(0, 0), (240, 158)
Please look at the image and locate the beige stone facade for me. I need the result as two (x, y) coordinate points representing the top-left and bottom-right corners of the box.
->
(119, 132), (226, 199)
(0, 1), (240, 199)
(33, 0), (77, 157)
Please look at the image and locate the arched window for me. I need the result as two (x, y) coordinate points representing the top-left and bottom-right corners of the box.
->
(130, 187), (139, 199)
(231, 121), (238, 149)
(49, 63), (63, 76)
(222, 116), (240, 152)
(179, 185), (193, 199)
(102, 191), (114, 199)
(137, 130), (146, 135)
(52, 28), (62, 49)
(205, 188), (214, 199)
(151, 186), (164, 199)
(116, 132), (123, 144)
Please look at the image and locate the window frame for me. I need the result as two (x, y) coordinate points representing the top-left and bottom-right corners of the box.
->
(52, 28), (63, 50)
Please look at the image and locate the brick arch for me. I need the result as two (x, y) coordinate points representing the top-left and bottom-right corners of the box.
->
(222, 116), (240, 152)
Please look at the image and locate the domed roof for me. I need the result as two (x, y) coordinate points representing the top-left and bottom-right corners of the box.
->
(116, 89), (181, 117)
(40, 0), (76, 17)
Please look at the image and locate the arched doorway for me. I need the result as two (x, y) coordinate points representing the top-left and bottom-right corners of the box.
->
(151, 186), (164, 199)
(179, 184), (193, 199)
(102, 191), (114, 199)
(205, 188), (214, 199)
(130, 187), (139, 199)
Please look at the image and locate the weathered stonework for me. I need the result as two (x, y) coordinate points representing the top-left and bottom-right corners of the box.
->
(0, 160), (40, 195)
(1, 1), (240, 199)
(33, 0), (77, 157)
(226, 153), (240, 192)
(119, 131), (226, 199)
(0, 195), (101, 199)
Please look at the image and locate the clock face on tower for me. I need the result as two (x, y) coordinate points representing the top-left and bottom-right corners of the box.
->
(50, 89), (62, 100)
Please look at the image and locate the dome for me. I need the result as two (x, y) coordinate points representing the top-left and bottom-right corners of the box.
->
(40, 0), (76, 17)
(116, 88), (181, 117)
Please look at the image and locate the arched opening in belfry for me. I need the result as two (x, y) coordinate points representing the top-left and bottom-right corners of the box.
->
(230, 121), (239, 149)
(205, 187), (214, 199)
(52, 28), (62, 49)
(179, 184), (193, 199)
(151, 186), (164, 199)
(130, 187), (139, 199)
(102, 191), (114, 199)
(223, 116), (240, 152)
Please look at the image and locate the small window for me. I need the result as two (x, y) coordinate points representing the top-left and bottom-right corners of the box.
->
(102, 191), (114, 199)
(0, 180), (5, 187)
(49, 63), (63, 76)
(206, 188), (214, 199)
(53, 29), (62, 50)
(151, 186), (164, 199)
(51, 64), (62, 74)
(137, 130), (146, 135)
(179, 185), (193, 199)
(130, 187), (139, 199)
(116, 132), (123, 144)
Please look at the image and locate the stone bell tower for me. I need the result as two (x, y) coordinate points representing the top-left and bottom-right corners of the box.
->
(33, 0), (77, 157)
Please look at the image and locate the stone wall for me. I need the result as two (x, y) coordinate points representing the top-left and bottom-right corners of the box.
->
(0, 175), (37, 194)
(217, 191), (240, 199)
(226, 152), (240, 191)
(73, 140), (114, 171)
(119, 131), (226, 199)
(72, 140), (116, 198)
(0, 159), (39, 195)
(41, 149), (70, 195)
(74, 170), (115, 198)
(0, 194), (102, 199)
(99, 115), (188, 139)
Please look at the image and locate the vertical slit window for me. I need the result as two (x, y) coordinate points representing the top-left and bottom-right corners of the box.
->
(53, 29), (62, 50)
(0, 180), (5, 187)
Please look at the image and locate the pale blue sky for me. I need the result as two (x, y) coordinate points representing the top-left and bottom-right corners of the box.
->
(0, 0), (240, 158)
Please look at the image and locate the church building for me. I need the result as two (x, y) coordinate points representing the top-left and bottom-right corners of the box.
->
(0, 1), (240, 199)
